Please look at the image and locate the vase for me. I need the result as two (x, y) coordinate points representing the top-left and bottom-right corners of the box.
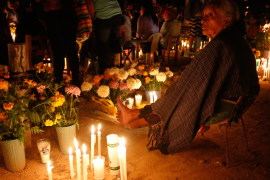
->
(55, 123), (76, 155)
(145, 90), (161, 102)
(0, 139), (26, 172)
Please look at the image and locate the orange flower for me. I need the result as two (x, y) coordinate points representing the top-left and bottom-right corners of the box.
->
(39, 96), (46, 100)
(66, 76), (72, 83)
(24, 79), (37, 87)
(145, 77), (151, 83)
(3, 102), (14, 111)
(138, 65), (145, 70)
(166, 67), (170, 71)
(256, 50), (261, 57)
(252, 48), (256, 52)
(29, 93), (37, 101)
(103, 70), (111, 80)
(55, 91), (59, 95)
(4, 72), (10, 79)
(48, 67), (53, 74)
(35, 62), (43, 69)
(91, 75), (104, 85)
(143, 71), (148, 76)
(0, 109), (8, 121)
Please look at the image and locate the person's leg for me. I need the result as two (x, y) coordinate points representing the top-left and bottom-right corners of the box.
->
(94, 18), (112, 74)
(64, 11), (80, 86)
(46, 10), (66, 83)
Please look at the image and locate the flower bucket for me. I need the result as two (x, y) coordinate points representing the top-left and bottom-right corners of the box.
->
(145, 90), (161, 102)
(55, 123), (76, 155)
(0, 139), (26, 172)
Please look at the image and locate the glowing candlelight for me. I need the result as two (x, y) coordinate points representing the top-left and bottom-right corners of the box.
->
(98, 124), (101, 156)
(47, 161), (53, 180)
(153, 92), (157, 103)
(135, 95), (142, 106)
(150, 92), (153, 104)
(69, 147), (75, 179)
(74, 138), (81, 180)
(91, 125), (96, 170)
(82, 144), (89, 180)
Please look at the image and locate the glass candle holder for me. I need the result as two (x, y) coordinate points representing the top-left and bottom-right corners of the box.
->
(92, 155), (105, 180)
(37, 138), (50, 163)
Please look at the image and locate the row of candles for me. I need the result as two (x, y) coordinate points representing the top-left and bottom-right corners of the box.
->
(127, 92), (158, 109)
(46, 124), (127, 180)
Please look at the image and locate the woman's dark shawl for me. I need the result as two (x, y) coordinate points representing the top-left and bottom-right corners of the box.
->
(150, 25), (259, 154)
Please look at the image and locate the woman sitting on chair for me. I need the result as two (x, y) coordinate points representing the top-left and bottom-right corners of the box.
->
(117, 0), (259, 155)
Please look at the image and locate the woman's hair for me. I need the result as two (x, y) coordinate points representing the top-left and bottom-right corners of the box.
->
(207, 0), (240, 23)
(141, 3), (158, 25)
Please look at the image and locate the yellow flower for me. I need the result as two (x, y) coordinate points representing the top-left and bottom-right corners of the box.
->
(166, 67), (169, 71)
(138, 65), (145, 70)
(45, 119), (54, 126)
(3, 102), (14, 111)
(256, 50), (260, 57)
(143, 71), (148, 76)
(50, 106), (55, 112)
(24, 79), (37, 87)
(55, 113), (61, 120)
(51, 93), (65, 107)
(145, 77), (151, 83)
(35, 62), (43, 70)
(0, 79), (9, 91)
(66, 76), (72, 83)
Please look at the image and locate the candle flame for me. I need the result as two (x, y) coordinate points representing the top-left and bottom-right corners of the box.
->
(69, 146), (72, 155)
(83, 144), (86, 154)
(98, 124), (101, 131)
(47, 160), (53, 170)
(91, 125), (95, 134)
(74, 138), (78, 150)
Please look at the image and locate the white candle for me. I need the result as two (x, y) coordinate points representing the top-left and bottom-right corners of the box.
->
(91, 125), (96, 170)
(92, 156), (105, 179)
(121, 137), (127, 180)
(135, 95), (142, 106)
(69, 147), (75, 179)
(106, 134), (120, 175)
(74, 138), (81, 180)
(82, 144), (89, 180)
(98, 124), (101, 156)
(47, 161), (53, 180)
(150, 92), (153, 104)
(118, 147), (124, 180)
(153, 92), (157, 103)
(128, 98), (134, 109)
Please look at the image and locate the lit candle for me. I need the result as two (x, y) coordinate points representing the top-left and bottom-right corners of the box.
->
(91, 125), (96, 170)
(106, 134), (120, 175)
(98, 124), (101, 156)
(92, 156), (105, 179)
(150, 92), (153, 104)
(121, 137), (127, 180)
(118, 145), (124, 180)
(47, 161), (53, 180)
(69, 147), (75, 179)
(74, 138), (81, 180)
(153, 92), (157, 103)
(82, 144), (89, 180)
(135, 95), (142, 106)
(128, 98), (134, 109)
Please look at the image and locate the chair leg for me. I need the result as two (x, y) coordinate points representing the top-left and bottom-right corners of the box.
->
(225, 124), (229, 168)
(240, 117), (249, 151)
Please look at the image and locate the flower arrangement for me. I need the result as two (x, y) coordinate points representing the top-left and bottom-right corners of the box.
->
(81, 67), (138, 104)
(252, 27), (270, 50)
(31, 62), (81, 128)
(129, 63), (173, 91)
(0, 73), (43, 142)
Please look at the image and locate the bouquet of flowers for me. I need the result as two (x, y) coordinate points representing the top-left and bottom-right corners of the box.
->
(31, 62), (81, 128)
(81, 67), (141, 104)
(252, 26), (270, 50)
(129, 62), (173, 91)
(0, 73), (43, 142)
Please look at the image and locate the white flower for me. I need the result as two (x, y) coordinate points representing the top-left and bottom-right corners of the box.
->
(165, 71), (174, 77)
(118, 69), (128, 80)
(126, 78), (137, 89)
(130, 61), (138, 68)
(156, 72), (167, 82)
(83, 74), (93, 82)
(135, 79), (141, 89)
(149, 68), (159, 76)
(81, 82), (93, 92)
(109, 67), (120, 75)
(128, 68), (137, 76)
(97, 85), (110, 98)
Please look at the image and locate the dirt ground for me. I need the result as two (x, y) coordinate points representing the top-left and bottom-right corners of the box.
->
(0, 80), (269, 180)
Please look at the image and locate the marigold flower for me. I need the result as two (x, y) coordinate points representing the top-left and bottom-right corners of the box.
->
(143, 71), (148, 76)
(66, 76), (72, 83)
(0, 110), (8, 121)
(35, 62), (43, 70)
(55, 113), (61, 120)
(30, 93), (37, 101)
(45, 119), (54, 126)
(166, 67), (170, 71)
(256, 50), (261, 57)
(145, 77), (151, 83)
(136, 104), (146, 109)
(252, 48), (256, 52)
(3, 102), (14, 111)
(0, 79), (9, 91)
(138, 65), (145, 70)
(50, 106), (55, 112)
(103, 71), (111, 80)
(51, 93), (65, 107)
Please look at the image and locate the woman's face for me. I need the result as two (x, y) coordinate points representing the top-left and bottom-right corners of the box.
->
(201, 4), (229, 39)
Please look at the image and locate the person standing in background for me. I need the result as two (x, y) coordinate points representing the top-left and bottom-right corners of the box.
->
(85, 0), (122, 75)
(44, 0), (80, 86)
